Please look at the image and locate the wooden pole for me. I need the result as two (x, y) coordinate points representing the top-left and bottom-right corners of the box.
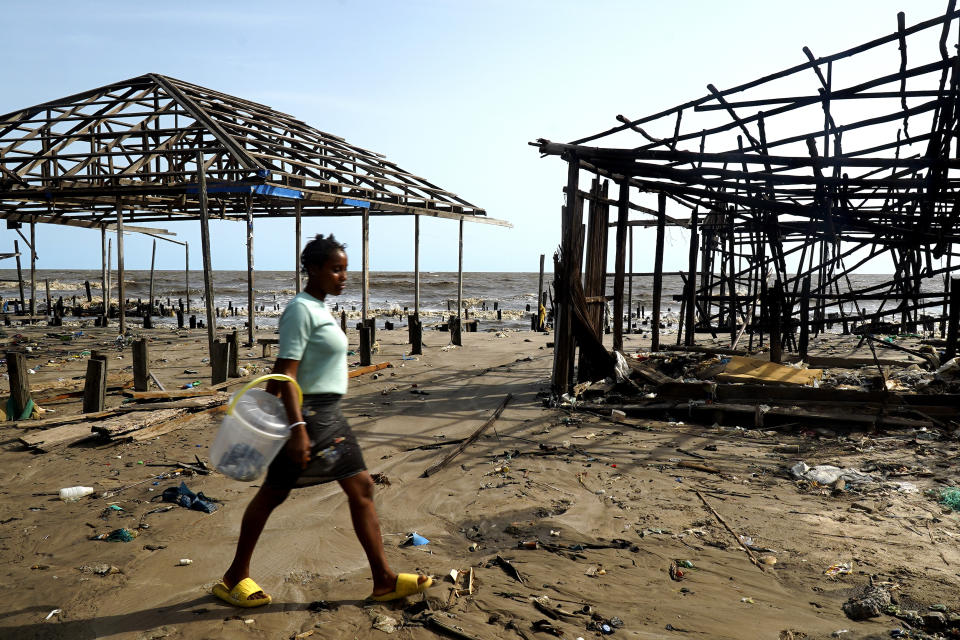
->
(457, 217), (464, 320)
(651, 193), (666, 351)
(362, 208), (369, 322)
(627, 226), (634, 333)
(684, 209), (699, 346)
(100, 226), (110, 327)
(29, 221), (36, 316)
(799, 275), (811, 360)
(613, 182), (628, 352)
(359, 326), (372, 366)
(770, 280), (783, 364)
(210, 340), (229, 384)
(537, 253), (545, 331)
(132, 338), (149, 392)
(246, 198), (255, 346)
(44, 279), (51, 317)
(6, 351), (31, 418)
(295, 199), (302, 294)
(146, 239), (156, 329)
(115, 200), (126, 332)
(227, 329), (240, 377)
(946, 277), (960, 361)
(184, 241), (190, 314)
(107, 238), (112, 321)
(552, 157), (579, 393)
(14, 239), (25, 313)
(197, 150), (216, 355)
(82, 357), (107, 413)
(414, 215), (420, 317)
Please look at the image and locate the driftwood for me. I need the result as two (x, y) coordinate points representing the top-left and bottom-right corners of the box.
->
(694, 490), (764, 572)
(348, 362), (390, 378)
(422, 394), (511, 477)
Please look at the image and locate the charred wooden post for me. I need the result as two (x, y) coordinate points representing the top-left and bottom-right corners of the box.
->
(84, 280), (92, 303)
(947, 277), (960, 361)
(770, 280), (784, 364)
(340, 310), (346, 333)
(799, 276), (811, 360)
(651, 192), (667, 351)
(450, 315), (463, 346)
(210, 340), (230, 384)
(44, 279), (51, 318)
(627, 226), (634, 334)
(6, 351), (31, 419)
(408, 314), (423, 355)
(132, 338), (149, 392)
(227, 330), (240, 377)
(82, 356), (107, 413)
(359, 325), (372, 367)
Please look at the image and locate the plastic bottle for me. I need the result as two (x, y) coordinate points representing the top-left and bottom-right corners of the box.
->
(59, 486), (94, 501)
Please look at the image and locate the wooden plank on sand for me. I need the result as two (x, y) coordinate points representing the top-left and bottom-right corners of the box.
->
(128, 406), (226, 442)
(124, 389), (220, 400)
(19, 423), (96, 451)
(92, 409), (187, 438)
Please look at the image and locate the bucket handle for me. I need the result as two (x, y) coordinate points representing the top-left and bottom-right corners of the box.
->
(228, 374), (303, 415)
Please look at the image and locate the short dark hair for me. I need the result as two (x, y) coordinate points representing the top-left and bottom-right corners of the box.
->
(300, 234), (347, 273)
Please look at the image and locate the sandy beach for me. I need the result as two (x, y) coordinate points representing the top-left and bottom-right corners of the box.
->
(0, 322), (955, 640)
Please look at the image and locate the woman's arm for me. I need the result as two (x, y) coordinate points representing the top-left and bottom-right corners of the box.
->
(267, 357), (310, 470)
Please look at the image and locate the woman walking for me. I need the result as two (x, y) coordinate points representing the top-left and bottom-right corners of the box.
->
(213, 234), (431, 607)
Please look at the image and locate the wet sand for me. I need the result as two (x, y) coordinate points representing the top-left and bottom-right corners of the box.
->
(0, 324), (957, 639)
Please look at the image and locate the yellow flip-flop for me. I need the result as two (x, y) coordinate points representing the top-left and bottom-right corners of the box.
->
(369, 573), (433, 602)
(212, 577), (272, 608)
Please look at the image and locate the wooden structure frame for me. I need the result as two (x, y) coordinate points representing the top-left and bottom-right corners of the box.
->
(1, 73), (506, 348)
(534, 4), (960, 392)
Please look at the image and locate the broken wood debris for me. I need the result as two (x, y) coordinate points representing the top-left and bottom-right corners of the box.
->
(422, 394), (512, 477)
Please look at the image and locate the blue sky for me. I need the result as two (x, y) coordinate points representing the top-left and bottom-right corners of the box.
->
(0, 0), (935, 272)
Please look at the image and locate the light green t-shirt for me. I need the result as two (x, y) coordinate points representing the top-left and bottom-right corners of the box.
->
(277, 292), (348, 395)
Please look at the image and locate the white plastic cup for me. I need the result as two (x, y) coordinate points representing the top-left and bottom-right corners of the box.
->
(59, 486), (94, 501)
(177, 558), (193, 566)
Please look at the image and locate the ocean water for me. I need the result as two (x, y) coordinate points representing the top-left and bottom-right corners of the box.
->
(0, 269), (946, 331)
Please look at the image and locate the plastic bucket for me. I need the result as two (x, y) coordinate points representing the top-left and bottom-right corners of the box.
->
(210, 374), (303, 481)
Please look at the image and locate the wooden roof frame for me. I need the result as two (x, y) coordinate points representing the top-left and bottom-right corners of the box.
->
(0, 73), (508, 228)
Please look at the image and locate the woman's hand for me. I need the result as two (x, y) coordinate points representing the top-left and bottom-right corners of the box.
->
(286, 424), (311, 470)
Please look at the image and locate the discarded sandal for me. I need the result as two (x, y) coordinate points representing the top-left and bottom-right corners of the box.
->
(369, 573), (433, 602)
(212, 577), (272, 608)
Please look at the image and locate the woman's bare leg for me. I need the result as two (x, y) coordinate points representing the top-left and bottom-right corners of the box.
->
(222, 485), (291, 599)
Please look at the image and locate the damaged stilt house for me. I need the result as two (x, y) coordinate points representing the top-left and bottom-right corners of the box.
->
(533, 5), (960, 428)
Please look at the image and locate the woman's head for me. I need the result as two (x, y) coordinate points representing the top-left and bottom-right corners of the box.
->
(301, 234), (348, 298)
